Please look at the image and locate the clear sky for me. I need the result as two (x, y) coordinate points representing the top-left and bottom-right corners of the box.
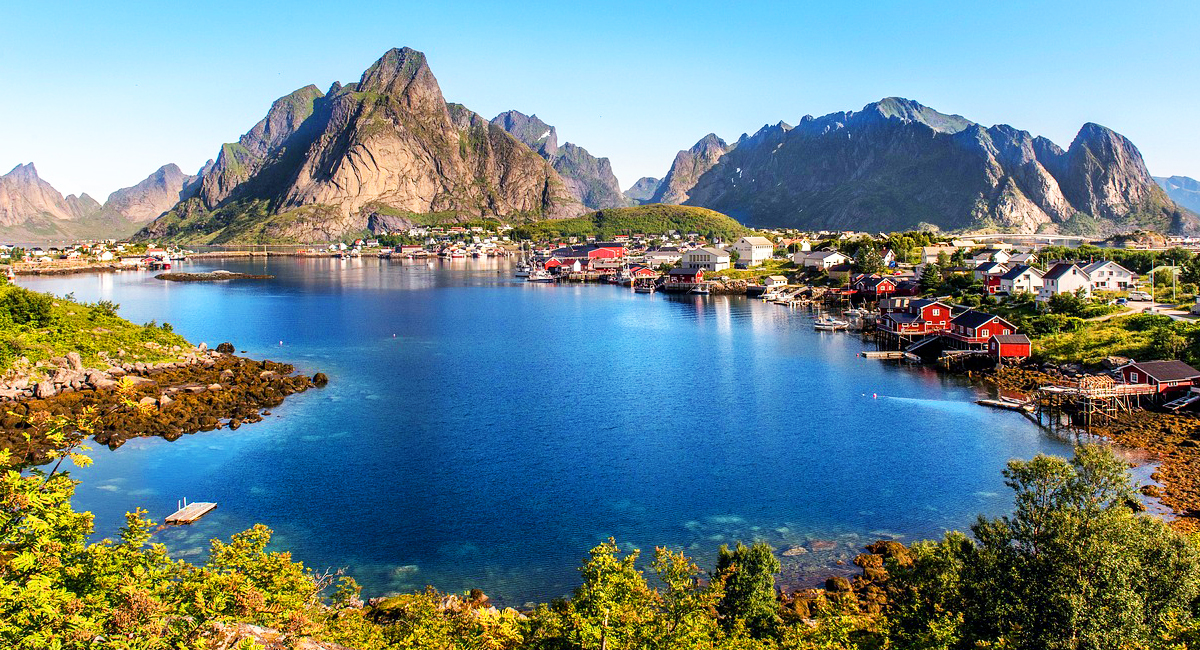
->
(3, 0), (1198, 199)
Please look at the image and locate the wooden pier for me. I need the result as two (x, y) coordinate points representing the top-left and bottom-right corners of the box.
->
(166, 500), (217, 524)
(1031, 376), (1155, 432)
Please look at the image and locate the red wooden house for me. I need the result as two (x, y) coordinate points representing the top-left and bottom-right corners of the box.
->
(946, 311), (1018, 348)
(851, 274), (897, 298)
(1119, 360), (1200, 394)
(667, 267), (704, 285)
(627, 264), (658, 278)
(989, 334), (1031, 360)
(877, 299), (952, 337)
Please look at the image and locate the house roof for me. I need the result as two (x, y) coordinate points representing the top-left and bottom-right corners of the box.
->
(668, 267), (702, 276)
(1125, 360), (1200, 382)
(909, 298), (949, 310)
(766, 275), (788, 282)
(976, 261), (1007, 274)
(951, 310), (1006, 330)
(688, 247), (729, 258)
(739, 236), (774, 246)
(887, 313), (921, 324)
(1000, 264), (1042, 281)
(1042, 262), (1081, 281)
(1083, 260), (1132, 275)
(991, 334), (1031, 345)
(808, 250), (846, 260)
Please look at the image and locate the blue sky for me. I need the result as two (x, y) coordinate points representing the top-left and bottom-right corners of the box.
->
(3, 0), (1197, 198)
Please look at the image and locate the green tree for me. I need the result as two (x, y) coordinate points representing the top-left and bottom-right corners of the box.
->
(888, 445), (1200, 650)
(853, 247), (884, 275)
(918, 264), (943, 294)
(713, 541), (781, 638)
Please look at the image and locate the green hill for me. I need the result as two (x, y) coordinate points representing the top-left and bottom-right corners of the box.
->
(513, 204), (748, 241)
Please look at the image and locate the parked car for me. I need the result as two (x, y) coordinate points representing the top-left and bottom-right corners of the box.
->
(1130, 290), (1153, 301)
(1116, 297), (1128, 305)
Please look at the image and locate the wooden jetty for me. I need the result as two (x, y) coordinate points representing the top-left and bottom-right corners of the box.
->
(861, 350), (920, 361)
(166, 500), (217, 525)
(1031, 376), (1155, 431)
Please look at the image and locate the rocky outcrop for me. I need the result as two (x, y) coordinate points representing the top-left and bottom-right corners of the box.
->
(140, 48), (584, 243)
(651, 134), (732, 205)
(624, 176), (661, 203)
(1155, 175), (1200, 214)
(0, 348), (325, 465)
(491, 110), (631, 210)
(659, 98), (1193, 235)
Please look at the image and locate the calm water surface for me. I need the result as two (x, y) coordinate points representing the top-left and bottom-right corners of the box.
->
(23, 257), (1073, 604)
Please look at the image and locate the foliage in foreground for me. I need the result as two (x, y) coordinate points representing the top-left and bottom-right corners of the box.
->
(4, 423), (1200, 649)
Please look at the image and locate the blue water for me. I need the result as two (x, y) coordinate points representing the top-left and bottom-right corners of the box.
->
(22, 257), (1073, 604)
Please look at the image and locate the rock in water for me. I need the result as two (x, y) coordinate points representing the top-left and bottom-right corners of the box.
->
(216, 342), (235, 354)
(312, 372), (329, 387)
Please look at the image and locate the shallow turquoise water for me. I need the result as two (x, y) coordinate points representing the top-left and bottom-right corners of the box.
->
(22, 257), (1073, 604)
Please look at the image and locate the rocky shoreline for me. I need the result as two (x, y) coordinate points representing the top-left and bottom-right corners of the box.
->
(156, 271), (275, 281)
(1, 344), (326, 465)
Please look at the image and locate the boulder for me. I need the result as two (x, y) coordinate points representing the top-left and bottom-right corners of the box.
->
(207, 383), (223, 391)
(198, 342), (208, 353)
(216, 342), (235, 354)
(312, 372), (329, 387)
(825, 576), (852, 593)
(35, 382), (56, 399)
(65, 352), (84, 371)
(138, 396), (158, 407)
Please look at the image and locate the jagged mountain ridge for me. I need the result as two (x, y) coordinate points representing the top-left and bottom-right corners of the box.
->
(658, 97), (1191, 235)
(490, 110), (632, 210)
(0, 162), (200, 240)
(1155, 176), (1200, 215)
(140, 48), (584, 243)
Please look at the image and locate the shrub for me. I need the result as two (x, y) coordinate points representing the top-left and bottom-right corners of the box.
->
(0, 288), (52, 327)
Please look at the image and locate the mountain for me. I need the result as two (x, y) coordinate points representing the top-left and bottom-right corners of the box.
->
(650, 134), (732, 206)
(490, 110), (631, 210)
(624, 177), (661, 204)
(658, 98), (1191, 235)
(1155, 176), (1200, 214)
(105, 164), (201, 224)
(141, 48), (583, 243)
(0, 163), (198, 241)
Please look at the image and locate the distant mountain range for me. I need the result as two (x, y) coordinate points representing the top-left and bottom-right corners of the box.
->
(6, 47), (1194, 243)
(1155, 176), (1200, 215)
(652, 98), (1193, 236)
(0, 162), (203, 241)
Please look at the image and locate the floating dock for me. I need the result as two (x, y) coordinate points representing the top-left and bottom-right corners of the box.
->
(166, 500), (217, 524)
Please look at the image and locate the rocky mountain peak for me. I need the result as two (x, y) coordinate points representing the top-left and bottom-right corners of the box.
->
(863, 97), (974, 134)
(356, 47), (442, 111)
(491, 110), (559, 158)
(624, 177), (661, 204)
(5, 162), (40, 183)
(240, 85), (325, 158)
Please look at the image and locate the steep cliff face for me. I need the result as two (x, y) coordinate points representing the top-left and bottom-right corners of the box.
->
(490, 110), (631, 210)
(624, 177), (661, 204)
(650, 134), (732, 206)
(142, 48), (583, 243)
(666, 98), (1191, 235)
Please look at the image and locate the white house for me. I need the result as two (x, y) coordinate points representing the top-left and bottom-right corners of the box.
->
(681, 247), (731, 272)
(971, 248), (1011, 266)
(1083, 260), (1135, 291)
(974, 261), (1009, 282)
(731, 236), (774, 268)
(795, 250), (848, 270)
(999, 264), (1044, 295)
(1009, 251), (1037, 265)
(1037, 262), (1092, 302)
(644, 247), (683, 267)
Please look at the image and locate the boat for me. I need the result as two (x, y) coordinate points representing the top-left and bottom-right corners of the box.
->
(813, 316), (849, 331)
(527, 268), (555, 283)
(634, 280), (656, 294)
(514, 262), (531, 278)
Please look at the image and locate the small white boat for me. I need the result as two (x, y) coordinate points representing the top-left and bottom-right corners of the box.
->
(813, 316), (848, 331)
(689, 284), (710, 295)
(634, 282), (656, 294)
(514, 262), (531, 278)
(527, 269), (555, 283)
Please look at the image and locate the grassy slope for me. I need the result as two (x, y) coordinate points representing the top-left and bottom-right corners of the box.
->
(517, 204), (747, 241)
(0, 284), (189, 373)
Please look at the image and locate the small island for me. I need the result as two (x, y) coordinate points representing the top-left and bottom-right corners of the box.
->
(155, 270), (274, 281)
